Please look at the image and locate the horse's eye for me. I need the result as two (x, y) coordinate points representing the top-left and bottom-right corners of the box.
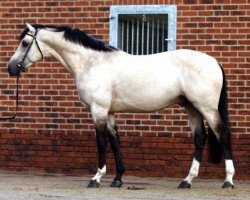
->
(22, 40), (29, 47)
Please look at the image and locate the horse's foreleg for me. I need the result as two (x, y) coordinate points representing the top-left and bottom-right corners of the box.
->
(179, 103), (206, 189)
(88, 105), (108, 188)
(107, 114), (125, 188)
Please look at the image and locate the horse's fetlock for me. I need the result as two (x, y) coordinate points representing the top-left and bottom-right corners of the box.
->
(225, 160), (235, 175)
(189, 170), (199, 178)
(117, 167), (125, 174)
(189, 158), (200, 177)
(98, 165), (107, 175)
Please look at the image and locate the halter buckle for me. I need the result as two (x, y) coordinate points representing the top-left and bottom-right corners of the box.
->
(17, 62), (25, 72)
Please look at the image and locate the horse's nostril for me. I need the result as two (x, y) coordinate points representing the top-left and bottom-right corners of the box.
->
(7, 64), (16, 76)
(8, 69), (13, 76)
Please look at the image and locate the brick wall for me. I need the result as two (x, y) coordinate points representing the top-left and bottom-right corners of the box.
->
(0, 0), (249, 180)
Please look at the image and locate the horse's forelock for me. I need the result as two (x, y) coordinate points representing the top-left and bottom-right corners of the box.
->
(19, 28), (29, 40)
(19, 24), (47, 40)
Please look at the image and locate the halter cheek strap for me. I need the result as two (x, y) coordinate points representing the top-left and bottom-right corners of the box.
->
(17, 29), (44, 73)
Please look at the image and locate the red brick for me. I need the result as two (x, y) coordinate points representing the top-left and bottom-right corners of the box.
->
(0, 0), (249, 180)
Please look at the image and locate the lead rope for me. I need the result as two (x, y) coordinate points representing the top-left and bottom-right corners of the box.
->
(0, 75), (20, 120)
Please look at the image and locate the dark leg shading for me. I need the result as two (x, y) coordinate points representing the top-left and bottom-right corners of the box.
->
(108, 125), (125, 188)
(96, 124), (108, 169)
(194, 123), (207, 163)
(87, 122), (108, 188)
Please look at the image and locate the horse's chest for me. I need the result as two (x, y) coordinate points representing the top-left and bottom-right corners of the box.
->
(75, 75), (111, 108)
(77, 88), (93, 108)
(75, 80), (93, 107)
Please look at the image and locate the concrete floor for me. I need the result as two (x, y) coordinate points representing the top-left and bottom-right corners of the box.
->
(0, 171), (249, 200)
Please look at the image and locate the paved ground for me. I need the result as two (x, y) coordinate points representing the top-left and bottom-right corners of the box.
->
(0, 171), (249, 200)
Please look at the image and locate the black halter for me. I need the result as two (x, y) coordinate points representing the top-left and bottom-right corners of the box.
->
(0, 29), (43, 120)
(17, 29), (43, 73)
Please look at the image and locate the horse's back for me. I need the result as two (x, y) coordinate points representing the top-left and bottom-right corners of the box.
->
(114, 49), (220, 75)
(171, 49), (221, 77)
(112, 49), (222, 91)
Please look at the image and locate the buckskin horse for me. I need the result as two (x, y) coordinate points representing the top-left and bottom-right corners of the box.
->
(7, 23), (235, 189)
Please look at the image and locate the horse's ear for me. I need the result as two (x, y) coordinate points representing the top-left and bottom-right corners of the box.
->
(25, 22), (35, 34)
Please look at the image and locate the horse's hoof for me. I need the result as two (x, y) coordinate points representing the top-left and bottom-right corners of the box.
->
(110, 179), (123, 188)
(87, 180), (100, 188)
(222, 181), (234, 189)
(178, 180), (191, 189)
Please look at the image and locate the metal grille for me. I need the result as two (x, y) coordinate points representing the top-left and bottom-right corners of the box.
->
(118, 14), (168, 55)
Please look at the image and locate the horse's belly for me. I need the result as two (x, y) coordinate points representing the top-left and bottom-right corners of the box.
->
(110, 99), (177, 113)
(110, 87), (180, 113)
(110, 69), (181, 112)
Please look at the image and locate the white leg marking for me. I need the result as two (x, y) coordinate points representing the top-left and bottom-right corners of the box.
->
(225, 159), (235, 184)
(184, 158), (200, 184)
(92, 165), (106, 183)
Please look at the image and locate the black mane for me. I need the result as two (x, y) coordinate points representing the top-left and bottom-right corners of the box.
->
(20, 24), (118, 52)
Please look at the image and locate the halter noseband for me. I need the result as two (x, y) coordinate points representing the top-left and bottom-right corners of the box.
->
(17, 29), (44, 73)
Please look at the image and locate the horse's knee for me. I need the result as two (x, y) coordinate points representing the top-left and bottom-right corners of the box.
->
(95, 118), (107, 130)
(91, 103), (109, 128)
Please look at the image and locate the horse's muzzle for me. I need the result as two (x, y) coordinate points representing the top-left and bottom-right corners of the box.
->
(7, 62), (22, 77)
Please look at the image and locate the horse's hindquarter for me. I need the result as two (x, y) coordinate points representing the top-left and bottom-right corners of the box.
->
(175, 49), (223, 108)
(109, 52), (182, 112)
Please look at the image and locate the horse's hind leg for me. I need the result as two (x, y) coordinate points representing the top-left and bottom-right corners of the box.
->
(202, 109), (235, 189)
(107, 114), (125, 188)
(178, 102), (207, 189)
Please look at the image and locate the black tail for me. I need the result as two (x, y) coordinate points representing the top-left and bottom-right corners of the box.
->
(207, 63), (231, 163)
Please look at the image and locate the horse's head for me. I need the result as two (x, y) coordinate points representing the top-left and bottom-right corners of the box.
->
(7, 23), (45, 76)
(7, 23), (118, 76)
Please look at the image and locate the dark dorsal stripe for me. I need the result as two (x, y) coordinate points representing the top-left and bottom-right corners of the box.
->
(20, 24), (118, 52)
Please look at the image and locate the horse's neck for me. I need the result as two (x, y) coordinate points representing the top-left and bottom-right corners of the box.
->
(43, 31), (104, 77)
